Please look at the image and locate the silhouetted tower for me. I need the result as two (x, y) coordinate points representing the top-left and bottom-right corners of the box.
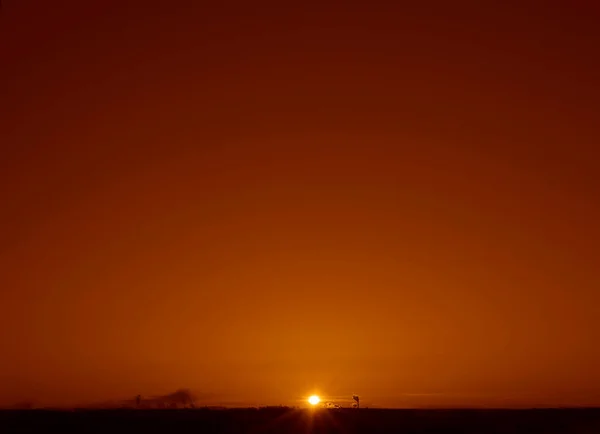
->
(352, 394), (360, 409)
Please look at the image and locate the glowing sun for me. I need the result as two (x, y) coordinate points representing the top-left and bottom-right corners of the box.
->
(308, 395), (321, 406)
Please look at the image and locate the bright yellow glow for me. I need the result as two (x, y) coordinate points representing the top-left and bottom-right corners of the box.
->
(308, 395), (320, 406)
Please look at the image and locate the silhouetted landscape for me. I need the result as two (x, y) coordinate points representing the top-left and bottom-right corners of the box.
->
(3, 408), (600, 434)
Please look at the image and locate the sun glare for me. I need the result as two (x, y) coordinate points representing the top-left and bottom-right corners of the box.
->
(308, 395), (321, 406)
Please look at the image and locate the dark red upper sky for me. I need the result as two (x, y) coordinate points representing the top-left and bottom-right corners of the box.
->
(1, 0), (599, 408)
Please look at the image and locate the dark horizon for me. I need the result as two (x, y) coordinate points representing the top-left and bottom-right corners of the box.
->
(3, 407), (600, 434)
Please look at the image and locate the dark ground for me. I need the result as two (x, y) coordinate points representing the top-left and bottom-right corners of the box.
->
(2, 408), (600, 433)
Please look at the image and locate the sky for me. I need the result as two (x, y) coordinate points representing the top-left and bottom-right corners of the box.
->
(0, 0), (599, 408)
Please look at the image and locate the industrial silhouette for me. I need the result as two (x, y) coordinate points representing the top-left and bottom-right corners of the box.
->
(134, 389), (195, 409)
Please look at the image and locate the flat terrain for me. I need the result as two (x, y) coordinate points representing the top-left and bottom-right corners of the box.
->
(2, 408), (600, 433)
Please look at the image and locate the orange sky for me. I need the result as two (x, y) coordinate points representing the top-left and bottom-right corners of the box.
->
(1, 0), (599, 408)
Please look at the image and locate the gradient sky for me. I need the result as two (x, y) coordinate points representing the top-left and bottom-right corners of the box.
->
(1, 0), (599, 408)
